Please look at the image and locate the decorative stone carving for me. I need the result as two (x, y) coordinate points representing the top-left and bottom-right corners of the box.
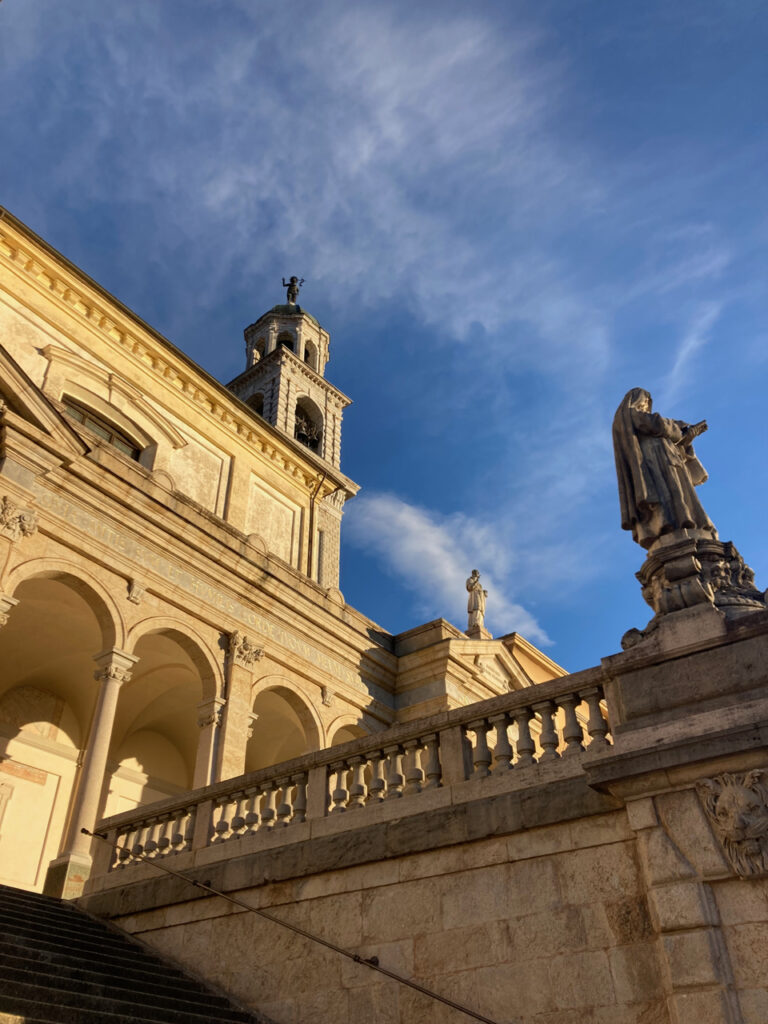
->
(696, 770), (768, 877)
(246, 712), (259, 740)
(127, 579), (145, 605)
(0, 496), (38, 542)
(0, 593), (19, 628)
(197, 706), (223, 730)
(321, 686), (332, 708)
(93, 663), (132, 685)
(228, 630), (264, 669)
(613, 390), (766, 647)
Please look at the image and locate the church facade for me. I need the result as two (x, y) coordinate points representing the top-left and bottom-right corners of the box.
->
(0, 209), (562, 898)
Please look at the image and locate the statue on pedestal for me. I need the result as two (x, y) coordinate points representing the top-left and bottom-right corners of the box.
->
(612, 389), (766, 647)
(466, 570), (488, 631)
(282, 276), (304, 305)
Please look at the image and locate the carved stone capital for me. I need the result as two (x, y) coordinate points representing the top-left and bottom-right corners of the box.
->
(696, 770), (768, 878)
(92, 648), (139, 687)
(247, 711), (260, 740)
(320, 686), (333, 708)
(197, 697), (226, 730)
(0, 593), (19, 629)
(0, 495), (38, 542)
(228, 630), (264, 669)
(127, 579), (145, 605)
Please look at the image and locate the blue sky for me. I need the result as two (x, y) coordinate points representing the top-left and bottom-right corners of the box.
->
(1, 1), (766, 670)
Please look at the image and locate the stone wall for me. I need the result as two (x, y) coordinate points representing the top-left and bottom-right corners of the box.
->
(79, 613), (768, 1024)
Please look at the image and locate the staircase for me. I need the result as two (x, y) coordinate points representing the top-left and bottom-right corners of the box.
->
(0, 883), (274, 1024)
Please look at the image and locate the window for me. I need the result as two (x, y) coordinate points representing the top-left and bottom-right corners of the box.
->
(62, 398), (142, 460)
(246, 393), (264, 417)
(294, 397), (322, 453)
(277, 332), (295, 353)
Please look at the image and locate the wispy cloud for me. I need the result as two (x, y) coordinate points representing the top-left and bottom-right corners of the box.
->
(658, 300), (723, 406)
(344, 492), (550, 644)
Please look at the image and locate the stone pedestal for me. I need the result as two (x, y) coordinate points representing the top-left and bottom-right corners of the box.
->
(623, 531), (766, 650)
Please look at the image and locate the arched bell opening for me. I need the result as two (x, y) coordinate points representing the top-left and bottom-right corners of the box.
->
(294, 396), (323, 454)
(245, 684), (321, 772)
(277, 331), (295, 353)
(303, 340), (318, 371)
(246, 392), (264, 417)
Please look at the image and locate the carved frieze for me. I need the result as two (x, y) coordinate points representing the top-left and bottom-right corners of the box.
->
(0, 496), (38, 542)
(228, 630), (264, 669)
(696, 770), (768, 877)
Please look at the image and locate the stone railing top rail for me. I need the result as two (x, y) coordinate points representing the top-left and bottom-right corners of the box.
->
(97, 663), (605, 830)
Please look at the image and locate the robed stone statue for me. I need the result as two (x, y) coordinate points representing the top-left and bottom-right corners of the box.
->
(466, 570), (488, 630)
(612, 388), (716, 550)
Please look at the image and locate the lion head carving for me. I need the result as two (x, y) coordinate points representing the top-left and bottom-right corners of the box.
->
(696, 770), (768, 877)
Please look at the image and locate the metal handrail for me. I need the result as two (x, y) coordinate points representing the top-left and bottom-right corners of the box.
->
(82, 828), (501, 1024)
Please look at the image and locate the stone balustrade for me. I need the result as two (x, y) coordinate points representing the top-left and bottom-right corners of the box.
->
(93, 669), (611, 879)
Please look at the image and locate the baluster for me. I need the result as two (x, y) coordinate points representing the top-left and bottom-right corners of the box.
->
(582, 686), (610, 747)
(330, 763), (350, 813)
(182, 805), (196, 852)
(169, 810), (186, 854)
(156, 814), (172, 856)
(292, 773), (308, 823)
(513, 707), (536, 766)
(422, 734), (442, 789)
(559, 694), (585, 756)
(230, 791), (247, 837)
(490, 713), (513, 772)
(243, 786), (262, 835)
(467, 720), (492, 778)
(403, 739), (424, 794)
(131, 822), (148, 860)
(384, 744), (404, 799)
(533, 701), (560, 761)
(212, 795), (231, 843)
(117, 828), (134, 867)
(347, 757), (367, 809)
(367, 751), (386, 802)
(261, 784), (277, 828)
(276, 778), (293, 827)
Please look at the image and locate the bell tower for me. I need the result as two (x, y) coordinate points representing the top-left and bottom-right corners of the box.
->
(226, 280), (354, 590)
(228, 281), (350, 470)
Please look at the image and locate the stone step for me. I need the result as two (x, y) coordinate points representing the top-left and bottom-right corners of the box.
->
(0, 964), (249, 1019)
(0, 909), (158, 954)
(0, 994), (258, 1024)
(0, 946), (215, 994)
(0, 885), (270, 1024)
(0, 977), (259, 1024)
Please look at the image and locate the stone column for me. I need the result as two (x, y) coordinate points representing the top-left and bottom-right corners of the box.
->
(214, 631), (264, 783)
(193, 696), (226, 789)
(44, 647), (138, 898)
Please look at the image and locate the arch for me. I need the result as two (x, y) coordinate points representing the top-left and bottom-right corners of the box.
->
(303, 339), (318, 371)
(125, 617), (223, 701)
(327, 714), (368, 748)
(246, 393), (264, 417)
(276, 331), (295, 353)
(4, 560), (124, 650)
(294, 395), (323, 454)
(246, 676), (324, 772)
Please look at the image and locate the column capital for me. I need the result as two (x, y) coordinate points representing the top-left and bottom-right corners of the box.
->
(0, 495), (38, 542)
(228, 630), (264, 669)
(196, 695), (226, 730)
(92, 648), (138, 685)
(0, 593), (19, 628)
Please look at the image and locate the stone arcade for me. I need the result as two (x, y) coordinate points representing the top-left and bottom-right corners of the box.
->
(2, 209), (768, 1023)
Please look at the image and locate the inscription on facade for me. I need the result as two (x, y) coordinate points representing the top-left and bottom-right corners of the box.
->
(31, 486), (357, 686)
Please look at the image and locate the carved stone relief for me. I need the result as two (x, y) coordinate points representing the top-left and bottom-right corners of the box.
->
(228, 630), (264, 669)
(696, 770), (768, 877)
(0, 496), (38, 542)
(127, 579), (145, 605)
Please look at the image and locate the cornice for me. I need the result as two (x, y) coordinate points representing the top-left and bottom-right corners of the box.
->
(228, 346), (352, 407)
(0, 212), (354, 497)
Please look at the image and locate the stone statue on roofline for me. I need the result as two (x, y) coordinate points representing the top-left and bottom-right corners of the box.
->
(612, 388), (766, 649)
(466, 570), (491, 639)
(282, 276), (304, 306)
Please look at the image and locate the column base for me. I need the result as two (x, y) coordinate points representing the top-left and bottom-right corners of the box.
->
(43, 852), (92, 899)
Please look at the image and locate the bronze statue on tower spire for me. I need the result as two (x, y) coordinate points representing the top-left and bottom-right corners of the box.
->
(282, 276), (305, 305)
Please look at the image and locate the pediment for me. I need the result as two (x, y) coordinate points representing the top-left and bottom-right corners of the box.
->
(0, 342), (88, 457)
